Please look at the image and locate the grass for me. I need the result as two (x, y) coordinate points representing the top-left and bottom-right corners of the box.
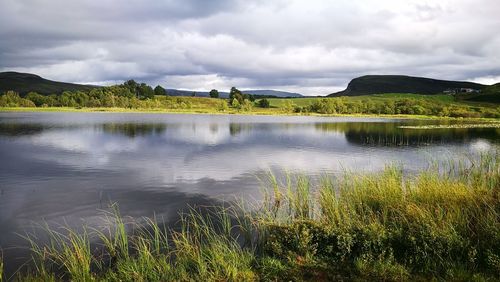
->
(365, 93), (456, 102)
(267, 93), (457, 108)
(6, 152), (500, 281)
(267, 93), (470, 108)
(267, 97), (321, 107)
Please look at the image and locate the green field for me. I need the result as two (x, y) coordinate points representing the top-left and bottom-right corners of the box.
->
(269, 93), (458, 107)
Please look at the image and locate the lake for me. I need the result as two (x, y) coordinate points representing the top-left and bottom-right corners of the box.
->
(0, 112), (498, 274)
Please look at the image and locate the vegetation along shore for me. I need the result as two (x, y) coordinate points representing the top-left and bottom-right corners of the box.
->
(1, 88), (499, 119)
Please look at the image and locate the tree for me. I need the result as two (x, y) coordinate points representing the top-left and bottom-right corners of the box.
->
(138, 83), (154, 99)
(154, 85), (167, 96)
(26, 92), (46, 107)
(209, 89), (219, 98)
(60, 91), (77, 107)
(108, 85), (134, 98)
(231, 98), (240, 108)
(0, 91), (35, 107)
(258, 98), (270, 108)
(123, 80), (154, 99)
(124, 79), (138, 97)
(244, 94), (255, 102)
(229, 87), (244, 106)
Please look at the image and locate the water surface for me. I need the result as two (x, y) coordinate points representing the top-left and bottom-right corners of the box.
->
(0, 112), (498, 273)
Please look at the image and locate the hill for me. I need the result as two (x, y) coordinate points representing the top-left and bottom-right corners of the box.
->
(459, 83), (500, 103)
(328, 75), (486, 97)
(242, 90), (302, 98)
(0, 72), (98, 95)
(0, 72), (304, 98)
(166, 89), (303, 98)
(165, 89), (217, 97)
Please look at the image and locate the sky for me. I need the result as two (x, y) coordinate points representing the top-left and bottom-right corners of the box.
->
(1, 0), (500, 96)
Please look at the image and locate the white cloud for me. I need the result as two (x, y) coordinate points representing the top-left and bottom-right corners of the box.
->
(471, 75), (500, 85)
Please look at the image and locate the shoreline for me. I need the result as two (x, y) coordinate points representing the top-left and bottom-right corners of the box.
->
(2, 106), (500, 122)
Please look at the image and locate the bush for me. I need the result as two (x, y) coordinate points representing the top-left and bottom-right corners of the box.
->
(240, 99), (253, 112)
(257, 98), (270, 108)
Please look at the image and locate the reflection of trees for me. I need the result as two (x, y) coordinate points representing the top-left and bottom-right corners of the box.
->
(209, 123), (219, 134)
(228, 123), (308, 137)
(229, 123), (243, 136)
(100, 123), (167, 137)
(315, 122), (500, 146)
(0, 123), (169, 138)
(229, 123), (258, 136)
(0, 123), (48, 136)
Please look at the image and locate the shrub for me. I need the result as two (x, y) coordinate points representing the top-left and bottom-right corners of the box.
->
(241, 99), (253, 112)
(257, 98), (270, 108)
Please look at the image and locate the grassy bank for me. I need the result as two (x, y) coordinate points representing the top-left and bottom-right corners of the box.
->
(3, 152), (499, 281)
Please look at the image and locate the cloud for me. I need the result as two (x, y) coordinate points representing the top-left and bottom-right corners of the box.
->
(1, 0), (499, 95)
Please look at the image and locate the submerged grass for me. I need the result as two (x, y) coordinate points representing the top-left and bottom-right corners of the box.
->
(399, 123), (500, 129)
(2, 106), (500, 123)
(9, 152), (500, 281)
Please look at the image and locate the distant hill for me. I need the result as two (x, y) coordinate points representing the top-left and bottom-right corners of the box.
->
(328, 75), (486, 97)
(242, 90), (302, 98)
(166, 89), (303, 98)
(165, 89), (217, 97)
(0, 72), (304, 98)
(0, 72), (98, 95)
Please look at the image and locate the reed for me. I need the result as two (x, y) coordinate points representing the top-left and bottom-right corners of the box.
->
(0, 252), (3, 282)
(259, 152), (499, 280)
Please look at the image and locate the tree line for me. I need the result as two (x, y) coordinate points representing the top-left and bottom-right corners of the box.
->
(0, 81), (498, 118)
(0, 80), (262, 111)
(278, 98), (500, 118)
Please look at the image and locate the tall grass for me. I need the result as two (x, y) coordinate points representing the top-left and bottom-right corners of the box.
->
(0, 252), (3, 282)
(259, 152), (499, 280)
(10, 152), (500, 281)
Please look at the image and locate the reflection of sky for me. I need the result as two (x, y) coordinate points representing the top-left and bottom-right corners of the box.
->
(13, 120), (496, 181)
(0, 112), (498, 270)
(10, 122), (431, 181)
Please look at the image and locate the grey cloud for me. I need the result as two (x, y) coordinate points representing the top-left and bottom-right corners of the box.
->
(1, 0), (500, 95)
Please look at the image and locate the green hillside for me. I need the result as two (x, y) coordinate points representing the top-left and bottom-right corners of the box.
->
(459, 83), (500, 103)
(0, 71), (98, 95)
(328, 75), (486, 97)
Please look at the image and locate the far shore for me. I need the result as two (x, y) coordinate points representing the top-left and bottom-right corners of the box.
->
(2, 107), (500, 123)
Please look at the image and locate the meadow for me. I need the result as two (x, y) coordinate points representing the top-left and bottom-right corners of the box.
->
(2, 152), (499, 281)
